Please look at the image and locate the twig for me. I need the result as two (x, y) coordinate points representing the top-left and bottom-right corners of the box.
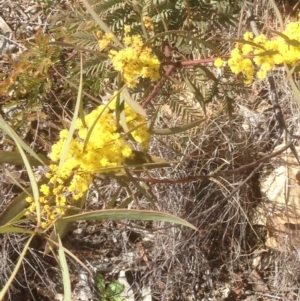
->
(141, 65), (175, 108)
(130, 142), (292, 184)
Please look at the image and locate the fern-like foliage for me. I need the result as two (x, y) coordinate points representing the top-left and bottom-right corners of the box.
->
(48, 0), (245, 120)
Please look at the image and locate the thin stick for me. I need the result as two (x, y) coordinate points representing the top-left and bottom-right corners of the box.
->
(130, 142), (292, 184)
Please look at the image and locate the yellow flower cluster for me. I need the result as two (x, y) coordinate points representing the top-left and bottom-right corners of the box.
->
(25, 98), (150, 228)
(227, 20), (300, 84)
(214, 57), (223, 68)
(143, 16), (154, 30)
(109, 25), (160, 88)
(98, 32), (114, 50)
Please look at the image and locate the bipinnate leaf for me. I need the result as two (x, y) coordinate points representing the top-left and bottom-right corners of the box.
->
(80, 0), (122, 47)
(144, 30), (218, 53)
(183, 74), (205, 111)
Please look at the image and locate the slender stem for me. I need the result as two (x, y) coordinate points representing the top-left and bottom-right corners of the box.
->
(130, 142), (292, 184)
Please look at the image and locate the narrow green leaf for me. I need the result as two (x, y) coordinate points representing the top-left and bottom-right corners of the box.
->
(0, 226), (35, 234)
(49, 41), (109, 58)
(58, 55), (84, 170)
(285, 65), (300, 111)
(0, 118), (46, 166)
(123, 151), (173, 170)
(79, 55), (87, 128)
(122, 87), (146, 117)
(116, 92), (129, 134)
(0, 178), (48, 226)
(221, 38), (266, 50)
(0, 118), (41, 225)
(153, 5), (169, 38)
(58, 236), (72, 301)
(117, 196), (134, 209)
(107, 187), (122, 208)
(4, 168), (28, 192)
(149, 105), (162, 133)
(0, 195), (28, 227)
(140, 11), (148, 40)
(150, 118), (206, 135)
(60, 209), (198, 231)
(271, 30), (300, 47)
(46, 236), (92, 276)
(182, 74), (205, 111)
(0, 150), (49, 166)
(196, 65), (217, 82)
(175, 36), (184, 48)
(124, 169), (156, 205)
(121, 122), (149, 144)
(4, 210), (28, 226)
(269, 0), (284, 30)
(44, 205), (82, 255)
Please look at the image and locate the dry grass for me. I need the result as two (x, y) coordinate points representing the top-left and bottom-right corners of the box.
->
(2, 0), (300, 300)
